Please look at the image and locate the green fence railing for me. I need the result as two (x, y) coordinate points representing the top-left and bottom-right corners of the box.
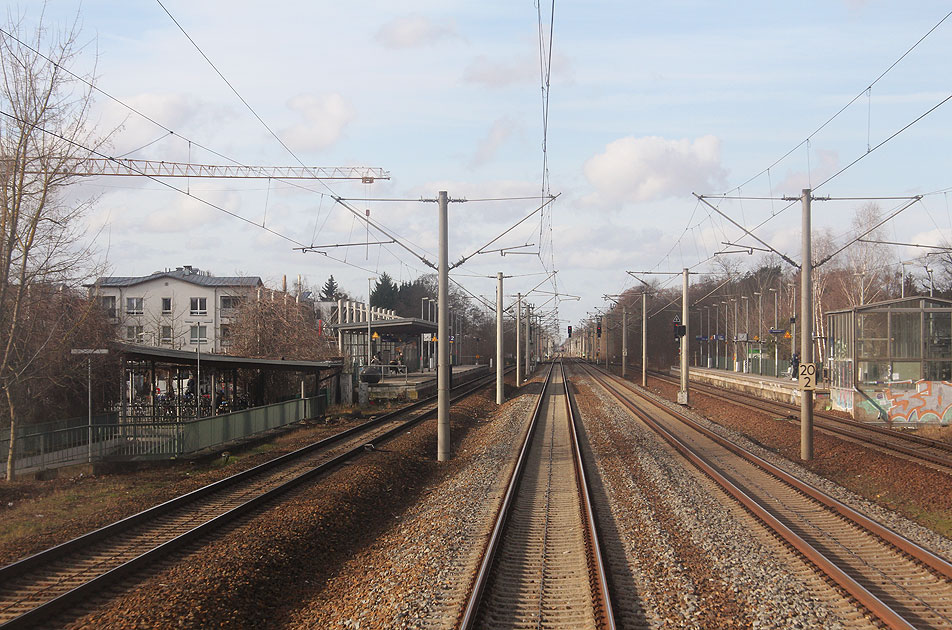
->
(2, 392), (327, 478)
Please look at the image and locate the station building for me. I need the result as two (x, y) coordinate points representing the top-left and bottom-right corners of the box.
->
(826, 296), (952, 424)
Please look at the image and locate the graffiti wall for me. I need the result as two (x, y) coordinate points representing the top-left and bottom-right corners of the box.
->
(830, 387), (854, 414)
(855, 380), (952, 425)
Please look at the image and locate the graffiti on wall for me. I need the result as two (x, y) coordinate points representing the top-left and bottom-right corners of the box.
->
(830, 387), (854, 413)
(868, 380), (952, 425)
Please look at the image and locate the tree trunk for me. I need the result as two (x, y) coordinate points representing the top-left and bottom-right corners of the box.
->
(5, 387), (16, 481)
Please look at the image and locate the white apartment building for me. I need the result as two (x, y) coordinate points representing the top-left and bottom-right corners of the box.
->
(89, 266), (263, 353)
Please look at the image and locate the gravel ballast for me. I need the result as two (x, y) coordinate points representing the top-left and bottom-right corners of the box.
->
(53, 379), (537, 629)
(572, 370), (875, 629)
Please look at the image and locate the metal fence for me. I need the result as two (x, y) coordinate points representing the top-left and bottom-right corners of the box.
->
(1, 393), (327, 478)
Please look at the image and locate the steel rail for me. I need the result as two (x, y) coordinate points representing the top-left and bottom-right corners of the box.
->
(601, 365), (952, 580)
(459, 362), (616, 629)
(458, 363), (554, 629)
(0, 368), (509, 630)
(562, 362), (617, 629)
(647, 370), (952, 471)
(582, 363), (947, 630)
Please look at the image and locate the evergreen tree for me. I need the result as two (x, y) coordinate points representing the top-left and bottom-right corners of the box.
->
(320, 275), (340, 301)
(371, 272), (399, 310)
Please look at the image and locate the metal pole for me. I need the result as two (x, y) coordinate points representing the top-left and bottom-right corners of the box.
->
(421, 298), (426, 372)
(679, 268), (689, 405)
(744, 296), (750, 373)
(706, 306), (711, 367)
(437, 191), (450, 461)
(642, 293), (647, 387)
(715, 304), (720, 369)
(368, 277), (373, 368)
(496, 272), (504, 404)
(732, 299), (739, 371)
(516, 293), (522, 386)
(87, 358), (92, 463)
(801, 188), (814, 461)
(525, 303), (530, 377)
(196, 342), (201, 419)
(772, 288), (779, 377)
(622, 305), (627, 378)
(724, 302), (729, 370)
(756, 292), (763, 375)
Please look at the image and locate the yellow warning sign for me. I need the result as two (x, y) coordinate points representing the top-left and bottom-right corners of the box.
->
(783, 331), (792, 339)
(371, 332), (380, 340)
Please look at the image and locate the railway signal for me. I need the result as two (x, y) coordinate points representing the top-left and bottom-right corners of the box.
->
(567, 325), (572, 338)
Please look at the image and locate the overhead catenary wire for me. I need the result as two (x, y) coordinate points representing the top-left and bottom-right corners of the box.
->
(155, 0), (444, 272)
(646, 10), (952, 287)
(724, 8), (952, 196)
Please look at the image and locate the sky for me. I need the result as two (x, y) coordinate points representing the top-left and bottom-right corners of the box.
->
(16, 1), (952, 337)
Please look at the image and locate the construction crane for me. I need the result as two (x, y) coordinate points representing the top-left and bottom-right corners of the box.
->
(15, 158), (389, 183)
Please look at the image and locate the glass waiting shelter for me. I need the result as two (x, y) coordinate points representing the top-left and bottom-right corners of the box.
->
(826, 297), (952, 424)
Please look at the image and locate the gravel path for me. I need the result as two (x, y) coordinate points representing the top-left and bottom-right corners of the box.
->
(571, 369), (873, 630)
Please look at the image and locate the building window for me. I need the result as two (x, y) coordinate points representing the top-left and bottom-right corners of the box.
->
(220, 295), (241, 310)
(190, 325), (208, 344)
(126, 325), (144, 341)
(190, 297), (207, 315)
(161, 297), (172, 314)
(126, 297), (143, 315)
(220, 323), (232, 344)
(99, 296), (116, 318)
(160, 325), (173, 344)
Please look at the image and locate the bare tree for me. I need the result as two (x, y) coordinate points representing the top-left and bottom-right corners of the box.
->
(838, 203), (894, 305)
(1, 13), (106, 479)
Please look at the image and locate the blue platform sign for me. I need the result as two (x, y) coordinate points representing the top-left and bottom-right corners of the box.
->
(715, 334), (725, 341)
(768, 328), (787, 335)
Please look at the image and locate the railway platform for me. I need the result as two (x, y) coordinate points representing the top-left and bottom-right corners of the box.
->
(368, 364), (490, 401)
(670, 365), (831, 409)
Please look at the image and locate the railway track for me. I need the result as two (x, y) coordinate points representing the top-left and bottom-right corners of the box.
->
(579, 362), (952, 630)
(646, 368), (952, 473)
(0, 369), (508, 629)
(460, 361), (615, 630)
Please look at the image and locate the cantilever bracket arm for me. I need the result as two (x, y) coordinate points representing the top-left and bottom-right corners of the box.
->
(694, 193), (800, 269)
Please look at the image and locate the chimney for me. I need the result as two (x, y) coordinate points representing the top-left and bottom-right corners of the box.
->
(282, 275), (287, 293)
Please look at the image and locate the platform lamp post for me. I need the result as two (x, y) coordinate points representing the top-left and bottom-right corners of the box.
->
(721, 301), (728, 370)
(769, 287), (778, 377)
(714, 304), (719, 369)
(754, 292), (763, 375)
(421, 297), (429, 372)
(731, 298), (739, 372)
(368, 277), (374, 369)
(741, 295), (750, 373)
(71, 348), (108, 463)
(704, 305), (711, 367)
(603, 294), (628, 377)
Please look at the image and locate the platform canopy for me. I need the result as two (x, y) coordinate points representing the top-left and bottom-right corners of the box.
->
(331, 317), (437, 337)
(115, 342), (343, 372)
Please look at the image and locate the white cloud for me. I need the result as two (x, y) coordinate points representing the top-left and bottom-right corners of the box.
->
(463, 48), (573, 88)
(471, 117), (518, 167)
(463, 56), (536, 87)
(280, 93), (355, 151)
(143, 193), (231, 233)
(583, 135), (727, 203)
(375, 15), (458, 49)
(773, 149), (839, 195)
